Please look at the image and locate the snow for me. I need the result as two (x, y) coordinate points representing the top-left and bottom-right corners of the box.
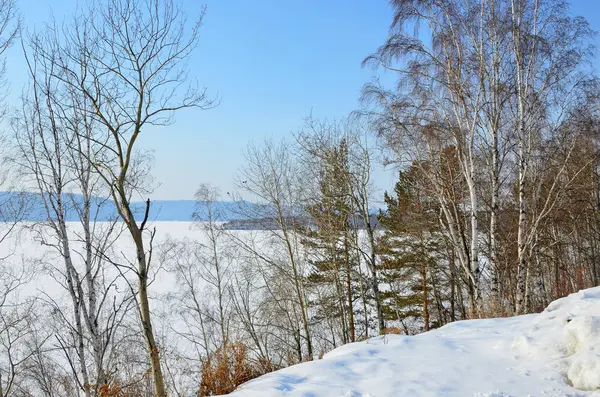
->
(229, 288), (600, 397)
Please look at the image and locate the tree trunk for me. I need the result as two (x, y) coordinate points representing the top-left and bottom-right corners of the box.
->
(280, 224), (312, 360)
(344, 236), (355, 343)
(490, 124), (500, 306)
(449, 247), (456, 322)
(421, 262), (429, 331)
(468, 177), (481, 316)
(129, 218), (167, 397)
(365, 222), (384, 333)
(515, 135), (528, 314)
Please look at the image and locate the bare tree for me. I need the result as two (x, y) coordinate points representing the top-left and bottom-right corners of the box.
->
(508, 0), (595, 313)
(159, 186), (235, 392)
(0, 3), (37, 395)
(192, 184), (233, 351)
(0, 0), (18, 120)
(234, 139), (314, 360)
(11, 27), (135, 395)
(228, 262), (274, 367)
(27, 1), (216, 394)
(0, 261), (37, 397)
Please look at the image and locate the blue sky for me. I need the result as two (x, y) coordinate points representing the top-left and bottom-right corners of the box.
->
(5, 0), (600, 200)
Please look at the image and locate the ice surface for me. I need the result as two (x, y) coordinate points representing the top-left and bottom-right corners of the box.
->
(4, 222), (600, 396)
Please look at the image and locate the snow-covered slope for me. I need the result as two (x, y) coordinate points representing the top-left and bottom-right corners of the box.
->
(229, 288), (600, 397)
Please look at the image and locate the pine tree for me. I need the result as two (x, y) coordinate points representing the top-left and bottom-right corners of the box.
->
(303, 139), (358, 344)
(377, 167), (443, 333)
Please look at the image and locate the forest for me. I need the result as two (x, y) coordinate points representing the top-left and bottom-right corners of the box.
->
(1, 0), (600, 396)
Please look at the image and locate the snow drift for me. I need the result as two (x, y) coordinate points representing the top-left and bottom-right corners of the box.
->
(228, 287), (600, 396)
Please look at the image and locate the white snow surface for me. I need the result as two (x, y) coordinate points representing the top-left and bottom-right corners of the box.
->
(229, 288), (600, 397)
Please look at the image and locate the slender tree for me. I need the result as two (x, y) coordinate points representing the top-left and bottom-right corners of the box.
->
(27, 1), (216, 394)
(234, 139), (314, 360)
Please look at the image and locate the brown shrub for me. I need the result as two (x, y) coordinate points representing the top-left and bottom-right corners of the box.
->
(256, 356), (276, 374)
(380, 327), (403, 335)
(198, 341), (264, 396)
(98, 383), (125, 397)
(95, 380), (146, 397)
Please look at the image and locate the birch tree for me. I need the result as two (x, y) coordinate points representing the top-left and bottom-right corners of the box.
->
(0, 260), (37, 397)
(0, 2), (37, 395)
(234, 139), (314, 360)
(508, 0), (595, 313)
(363, 0), (491, 314)
(11, 28), (135, 395)
(30, 1), (216, 394)
(192, 184), (232, 352)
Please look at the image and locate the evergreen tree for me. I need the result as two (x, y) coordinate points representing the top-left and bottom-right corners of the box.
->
(303, 139), (359, 344)
(378, 167), (444, 333)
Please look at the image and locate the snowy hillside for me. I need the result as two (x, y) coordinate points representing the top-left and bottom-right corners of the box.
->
(228, 288), (600, 397)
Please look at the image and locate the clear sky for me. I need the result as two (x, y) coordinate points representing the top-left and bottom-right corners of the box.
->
(5, 0), (600, 200)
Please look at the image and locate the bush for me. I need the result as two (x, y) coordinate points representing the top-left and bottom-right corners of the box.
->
(380, 327), (403, 335)
(198, 341), (264, 396)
